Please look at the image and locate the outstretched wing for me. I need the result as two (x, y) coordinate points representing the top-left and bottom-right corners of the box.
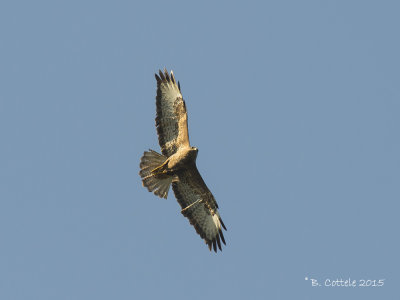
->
(172, 168), (227, 252)
(155, 69), (190, 157)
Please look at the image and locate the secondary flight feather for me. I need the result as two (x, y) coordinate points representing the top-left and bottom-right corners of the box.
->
(139, 69), (227, 252)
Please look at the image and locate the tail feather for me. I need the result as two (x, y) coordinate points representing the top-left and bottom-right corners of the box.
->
(139, 149), (166, 176)
(139, 149), (172, 199)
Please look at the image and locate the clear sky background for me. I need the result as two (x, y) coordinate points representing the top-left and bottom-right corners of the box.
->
(1, 1), (399, 299)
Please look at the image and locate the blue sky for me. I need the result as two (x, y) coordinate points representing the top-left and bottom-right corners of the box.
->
(1, 1), (399, 299)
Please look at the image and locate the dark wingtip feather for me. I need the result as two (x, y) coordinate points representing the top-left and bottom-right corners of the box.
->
(216, 235), (222, 251)
(220, 218), (227, 231)
(159, 69), (165, 81)
(207, 242), (212, 251)
(219, 229), (226, 245)
(164, 69), (170, 81)
(155, 73), (161, 83)
(170, 71), (176, 84)
(212, 239), (217, 252)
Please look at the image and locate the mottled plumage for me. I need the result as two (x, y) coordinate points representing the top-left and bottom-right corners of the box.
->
(139, 69), (227, 252)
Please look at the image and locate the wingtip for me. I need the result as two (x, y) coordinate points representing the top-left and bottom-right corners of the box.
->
(155, 73), (161, 83)
(158, 70), (165, 81)
(216, 235), (222, 251)
(165, 69), (170, 81)
(219, 229), (226, 245)
(220, 218), (227, 231)
(156, 68), (176, 83)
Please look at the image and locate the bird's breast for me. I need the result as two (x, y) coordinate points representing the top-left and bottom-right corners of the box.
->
(167, 148), (196, 171)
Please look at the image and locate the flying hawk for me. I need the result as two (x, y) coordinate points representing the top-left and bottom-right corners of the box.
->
(139, 69), (227, 252)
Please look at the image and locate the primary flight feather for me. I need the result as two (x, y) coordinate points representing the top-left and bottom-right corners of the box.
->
(139, 69), (227, 252)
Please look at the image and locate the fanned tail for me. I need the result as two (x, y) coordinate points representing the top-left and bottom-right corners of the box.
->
(139, 149), (173, 199)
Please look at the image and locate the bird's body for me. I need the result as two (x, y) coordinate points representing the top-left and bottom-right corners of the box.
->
(164, 147), (198, 172)
(139, 69), (227, 252)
